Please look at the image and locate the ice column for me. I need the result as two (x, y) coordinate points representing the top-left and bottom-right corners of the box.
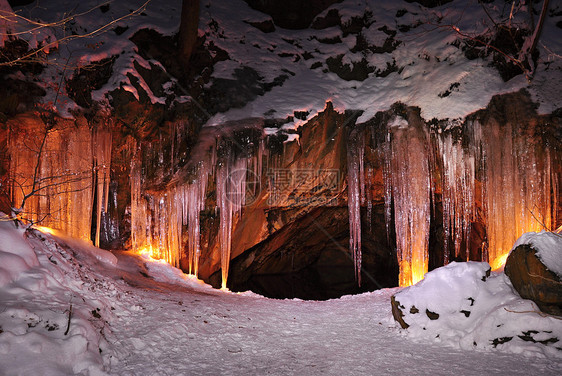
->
(471, 120), (556, 269)
(8, 121), (94, 241)
(93, 127), (113, 247)
(438, 132), (475, 263)
(216, 150), (248, 289)
(385, 116), (431, 286)
(347, 129), (365, 286)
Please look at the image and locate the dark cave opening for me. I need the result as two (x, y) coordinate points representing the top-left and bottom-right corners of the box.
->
(226, 205), (399, 300)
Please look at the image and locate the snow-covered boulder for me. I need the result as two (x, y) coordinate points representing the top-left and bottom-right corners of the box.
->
(505, 231), (562, 316)
(390, 260), (562, 356)
(391, 261), (491, 330)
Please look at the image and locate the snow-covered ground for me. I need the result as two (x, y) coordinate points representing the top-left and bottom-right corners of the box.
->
(1, 217), (561, 375)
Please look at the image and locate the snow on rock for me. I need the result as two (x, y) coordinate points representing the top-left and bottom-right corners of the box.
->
(392, 261), (562, 358)
(512, 231), (562, 278)
(8, 0), (561, 123)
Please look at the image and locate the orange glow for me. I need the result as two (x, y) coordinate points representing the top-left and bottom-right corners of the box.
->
(399, 260), (427, 287)
(490, 253), (509, 271)
(35, 225), (57, 235)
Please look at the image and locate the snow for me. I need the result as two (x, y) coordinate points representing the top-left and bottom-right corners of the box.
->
(6, 0), (560, 123)
(512, 231), (562, 277)
(1, 218), (561, 375)
(393, 261), (562, 359)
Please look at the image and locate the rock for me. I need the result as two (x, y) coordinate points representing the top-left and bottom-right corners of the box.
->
(243, 0), (342, 29)
(505, 244), (562, 316)
(405, 0), (454, 8)
(390, 262), (491, 330)
(244, 19), (276, 33)
(391, 295), (408, 329)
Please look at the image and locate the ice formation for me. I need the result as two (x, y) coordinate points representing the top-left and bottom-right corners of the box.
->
(347, 129), (365, 285)
(7, 118), (112, 244)
(6, 110), (558, 291)
(128, 120), (263, 288)
(469, 120), (556, 269)
(437, 131), (475, 263)
(385, 117), (431, 286)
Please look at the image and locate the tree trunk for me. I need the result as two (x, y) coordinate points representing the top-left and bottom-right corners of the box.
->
(178, 0), (200, 66)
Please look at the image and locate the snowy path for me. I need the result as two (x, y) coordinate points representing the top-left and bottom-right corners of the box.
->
(105, 253), (560, 375)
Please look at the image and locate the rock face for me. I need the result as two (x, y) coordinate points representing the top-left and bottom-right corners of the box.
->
(505, 244), (562, 316)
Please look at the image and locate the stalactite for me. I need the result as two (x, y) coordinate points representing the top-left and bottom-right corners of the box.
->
(7, 119), (98, 242)
(216, 149), (248, 289)
(93, 126), (113, 247)
(437, 132), (475, 263)
(347, 129), (364, 286)
(385, 116), (431, 286)
(470, 120), (555, 269)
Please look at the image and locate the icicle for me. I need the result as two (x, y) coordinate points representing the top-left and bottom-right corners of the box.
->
(347, 129), (364, 286)
(382, 131), (393, 243)
(93, 126), (112, 247)
(186, 161), (210, 276)
(470, 120), (554, 269)
(386, 116), (431, 286)
(366, 166), (373, 232)
(438, 132), (475, 263)
(216, 148), (248, 290)
(130, 143), (149, 253)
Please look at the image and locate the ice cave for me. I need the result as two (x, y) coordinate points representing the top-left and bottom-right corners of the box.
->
(0, 0), (561, 374)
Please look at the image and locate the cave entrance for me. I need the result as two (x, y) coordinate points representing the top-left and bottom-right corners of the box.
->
(227, 206), (399, 300)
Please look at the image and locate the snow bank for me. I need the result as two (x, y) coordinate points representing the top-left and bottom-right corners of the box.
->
(139, 251), (217, 292)
(512, 230), (562, 277)
(393, 262), (562, 358)
(0, 220), (112, 374)
(0, 220), (39, 287)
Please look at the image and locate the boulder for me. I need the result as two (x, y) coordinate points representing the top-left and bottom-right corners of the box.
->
(505, 244), (562, 316)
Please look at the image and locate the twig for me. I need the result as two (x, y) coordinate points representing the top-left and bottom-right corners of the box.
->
(64, 303), (73, 335)
(504, 307), (562, 319)
(0, 0), (152, 67)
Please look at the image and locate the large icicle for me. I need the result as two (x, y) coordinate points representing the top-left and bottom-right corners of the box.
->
(93, 126), (113, 247)
(216, 150), (248, 290)
(471, 120), (556, 269)
(347, 129), (365, 286)
(386, 116), (431, 286)
(438, 132), (475, 263)
(8, 119), (94, 241)
(182, 162), (211, 276)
